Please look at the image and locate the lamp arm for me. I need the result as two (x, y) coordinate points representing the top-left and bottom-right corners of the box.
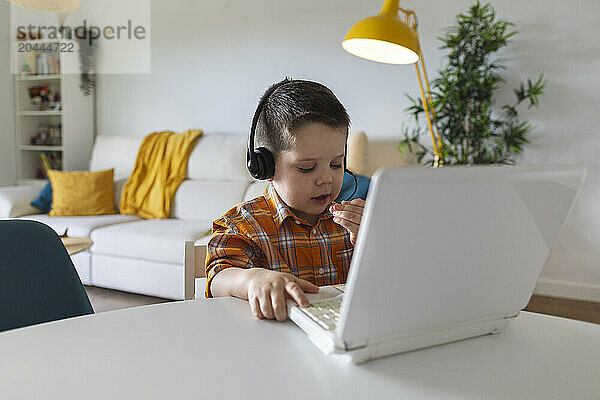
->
(398, 6), (443, 164)
(415, 62), (441, 160)
(418, 53), (443, 152)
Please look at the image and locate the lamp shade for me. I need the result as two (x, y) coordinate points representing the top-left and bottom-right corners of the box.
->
(342, 3), (420, 64)
(7, 0), (79, 12)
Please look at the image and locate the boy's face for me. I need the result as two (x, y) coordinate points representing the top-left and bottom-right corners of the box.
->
(271, 122), (347, 224)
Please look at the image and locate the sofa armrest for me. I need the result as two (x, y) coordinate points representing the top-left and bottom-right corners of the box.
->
(0, 185), (44, 218)
(347, 130), (368, 176)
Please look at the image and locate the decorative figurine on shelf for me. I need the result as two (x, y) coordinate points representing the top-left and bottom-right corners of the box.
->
(49, 91), (61, 110)
(29, 123), (52, 145)
(49, 124), (62, 146)
(27, 85), (52, 110)
(39, 124), (49, 145)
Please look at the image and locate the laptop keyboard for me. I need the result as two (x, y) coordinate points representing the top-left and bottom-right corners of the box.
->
(298, 294), (344, 330)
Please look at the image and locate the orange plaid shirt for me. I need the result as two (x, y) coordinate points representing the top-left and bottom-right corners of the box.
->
(205, 183), (353, 297)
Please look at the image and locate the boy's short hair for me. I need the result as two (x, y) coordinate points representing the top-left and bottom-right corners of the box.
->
(256, 79), (350, 156)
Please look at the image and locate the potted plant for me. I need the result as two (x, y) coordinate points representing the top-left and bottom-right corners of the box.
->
(400, 1), (547, 165)
(74, 26), (95, 96)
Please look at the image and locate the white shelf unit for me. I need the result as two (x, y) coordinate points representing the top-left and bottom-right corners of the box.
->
(13, 39), (94, 186)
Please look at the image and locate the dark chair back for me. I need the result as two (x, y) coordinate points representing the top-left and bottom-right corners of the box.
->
(0, 220), (93, 332)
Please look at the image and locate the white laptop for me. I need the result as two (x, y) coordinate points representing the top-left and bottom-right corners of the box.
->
(288, 166), (586, 364)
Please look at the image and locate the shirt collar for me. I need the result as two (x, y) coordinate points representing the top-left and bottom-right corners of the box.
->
(264, 183), (334, 228)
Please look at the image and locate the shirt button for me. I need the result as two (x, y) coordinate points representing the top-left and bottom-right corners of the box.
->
(312, 228), (317, 235)
(294, 220), (301, 225)
(318, 268), (325, 275)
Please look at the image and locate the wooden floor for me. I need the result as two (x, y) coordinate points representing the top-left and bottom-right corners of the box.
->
(85, 286), (600, 325)
(84, 286), (170, 313)
(524, 295), (600, 325)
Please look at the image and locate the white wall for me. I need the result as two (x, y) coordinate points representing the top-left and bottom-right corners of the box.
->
(0, 0), (16, 186)
(5, 0), (600, 301)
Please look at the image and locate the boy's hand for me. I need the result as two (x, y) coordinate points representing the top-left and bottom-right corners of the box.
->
(245, 268), (319, 322)
(330, 198), (365, 246)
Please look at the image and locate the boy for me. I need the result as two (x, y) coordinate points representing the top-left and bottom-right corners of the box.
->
(205, 78), (365, 321)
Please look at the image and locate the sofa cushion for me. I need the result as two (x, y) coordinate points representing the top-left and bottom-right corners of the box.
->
(187, 133), (251, 181)
(243, 180), (269, 202)
(91, 254), (186, 300)
(91, 219), (212, 264)
(89, 135), (144, 180)
(170, 180), (250, 221)
(19, 213), (140, 237)
(113, 179), (128, 212)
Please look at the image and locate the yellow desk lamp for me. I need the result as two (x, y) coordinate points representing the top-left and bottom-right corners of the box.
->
(343, 0), (442, 165)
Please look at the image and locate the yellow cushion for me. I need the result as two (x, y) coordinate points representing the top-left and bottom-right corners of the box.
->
(48, 169), (117, 216)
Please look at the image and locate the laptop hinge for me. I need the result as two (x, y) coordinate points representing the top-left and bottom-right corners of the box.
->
(503, 310), (520, 319)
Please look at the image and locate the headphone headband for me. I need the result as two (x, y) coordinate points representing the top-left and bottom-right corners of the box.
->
(246, 78), (296, 180)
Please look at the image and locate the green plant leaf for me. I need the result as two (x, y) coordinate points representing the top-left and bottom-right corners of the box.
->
(403, 0), (545, 166)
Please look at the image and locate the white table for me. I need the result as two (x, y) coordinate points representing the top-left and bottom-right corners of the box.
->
(1, 298), (599, 399)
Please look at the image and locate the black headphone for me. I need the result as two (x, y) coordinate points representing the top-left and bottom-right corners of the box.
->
(247, 78), (357, 199)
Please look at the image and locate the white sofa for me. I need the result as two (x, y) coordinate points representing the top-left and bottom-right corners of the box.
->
(1, 133), (257, 300)
(1, 131), (410, 300)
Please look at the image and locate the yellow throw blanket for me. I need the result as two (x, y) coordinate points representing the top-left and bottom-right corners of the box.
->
(120, 129), (203, 219)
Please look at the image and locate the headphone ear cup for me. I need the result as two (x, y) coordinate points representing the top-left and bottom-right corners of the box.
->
(259, 147), (275, 179)
(344, 142), (348, 172)
(255, 150), (266, 179)
(254, 147), (275, 180)
(247, 149), (261, 179)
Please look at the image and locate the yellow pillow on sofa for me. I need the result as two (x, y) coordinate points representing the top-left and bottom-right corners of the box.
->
(48, 169), (117, 216)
